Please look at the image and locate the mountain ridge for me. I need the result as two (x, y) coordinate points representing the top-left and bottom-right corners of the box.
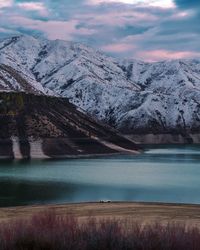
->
(0, 35), (200, 143)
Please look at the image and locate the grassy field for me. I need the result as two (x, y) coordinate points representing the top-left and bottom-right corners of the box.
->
(1, 203), (200, 249)
(1, 202), (200, 227)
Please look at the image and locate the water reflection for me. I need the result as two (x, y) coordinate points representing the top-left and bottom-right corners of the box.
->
(0, 145), (200, 207)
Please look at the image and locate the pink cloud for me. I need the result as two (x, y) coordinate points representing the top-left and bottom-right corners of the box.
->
(137, 50), (200, 62)
(149, 0), (175, 9)
(88, 0), (133, 4)
(170, 10), (194, 20)
(9, 16), (96, 40)
(87, 0), (175, 9)
(0, 0), (13, 8)
(17, 2), (48, 16)
(75, 10), (157, 29)
(102, 43), (136, 53)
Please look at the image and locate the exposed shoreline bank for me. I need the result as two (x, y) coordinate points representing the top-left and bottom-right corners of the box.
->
(0, 150), (140, 161)
(126, 133), (200, 144)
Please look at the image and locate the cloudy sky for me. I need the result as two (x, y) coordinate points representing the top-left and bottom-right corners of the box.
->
(0, 0), (199, 61)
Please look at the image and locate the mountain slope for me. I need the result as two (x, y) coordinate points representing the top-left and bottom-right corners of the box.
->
(0, 64), (46, 94)
(0, 92), (139, 160)
(0, 35), (200, 143)
(0, 35), (140, 120)
(118, 59), (200, 134)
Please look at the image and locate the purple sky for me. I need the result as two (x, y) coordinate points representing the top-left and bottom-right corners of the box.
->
(0, 0), (200, 61)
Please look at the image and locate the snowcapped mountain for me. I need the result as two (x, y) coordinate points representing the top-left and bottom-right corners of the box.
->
(0, 35), (200, 142)
(119, 59), (200, 134)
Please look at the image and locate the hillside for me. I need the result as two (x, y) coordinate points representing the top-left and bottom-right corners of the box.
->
(0, 35), (200, 143)
(0, 92), (139, 160)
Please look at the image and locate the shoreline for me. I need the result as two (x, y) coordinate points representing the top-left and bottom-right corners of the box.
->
(0, 151), (140, 161)
(126, 133), (200, 144)
(1, 201), (200, 227)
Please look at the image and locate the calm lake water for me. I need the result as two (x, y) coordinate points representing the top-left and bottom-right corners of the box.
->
(1, 145), (200, 207)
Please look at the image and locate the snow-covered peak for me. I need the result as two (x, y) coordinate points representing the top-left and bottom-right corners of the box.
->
(119, 59), (200, 92)
(0, 35), (44, 79)
(0, 35), (140, 93)
(0, 35), (200, 136)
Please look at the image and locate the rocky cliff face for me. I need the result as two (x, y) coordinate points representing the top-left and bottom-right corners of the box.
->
(0, 92), (139, 160)
(0, 35), (200, 143)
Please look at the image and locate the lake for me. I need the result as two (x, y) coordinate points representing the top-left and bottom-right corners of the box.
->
(0, 145), (200, 207)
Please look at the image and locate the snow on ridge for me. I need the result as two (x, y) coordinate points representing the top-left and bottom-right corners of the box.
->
(0, 35), (200, 134)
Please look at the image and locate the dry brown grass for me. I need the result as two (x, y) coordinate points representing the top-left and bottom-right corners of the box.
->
(2, 211), (200, 250)
(1, 202), (200, 228)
